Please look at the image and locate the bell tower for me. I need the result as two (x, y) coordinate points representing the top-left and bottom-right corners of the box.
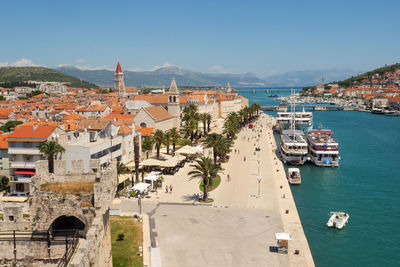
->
(114, 61), (126, 96)
(168, 78), (180, 127)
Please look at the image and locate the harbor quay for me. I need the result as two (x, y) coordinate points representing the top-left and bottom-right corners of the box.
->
(118, 113), (315, 267)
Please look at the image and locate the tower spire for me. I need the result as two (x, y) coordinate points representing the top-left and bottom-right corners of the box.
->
(169, 78), (179, 94)
(116, 61), (123, 73)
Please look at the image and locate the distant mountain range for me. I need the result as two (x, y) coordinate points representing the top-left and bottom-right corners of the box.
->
(0, 67), (97, 88)
(57, 66), (359, 88)
(264, 69), (359, 87)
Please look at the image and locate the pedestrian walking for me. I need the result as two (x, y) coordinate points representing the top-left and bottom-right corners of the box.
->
(227, 174), (230, 181)
(169, 184), (173, 193)
(165, 185), (169, 193)
(244, 156), (246, 161)
(234, 149), (237, 154)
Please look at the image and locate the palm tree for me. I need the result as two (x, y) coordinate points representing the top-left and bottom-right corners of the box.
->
(38, 141), (65, 173)
(223, 120), (235, 140)
(163, 131), (172, 155)
(252, 103), (261, 117)
(117, 162), (129, 176)
(188, 157), (213, 202)
(208, 163), (224, 188)
(216, 136), (231, 162)
(205, 113), (212, 133)
(203, 133), (220, 165)
(152, 130), (164, 159)
(184, 119), (198, 144)
(182, 104), (199, 124)
(142, 137), (153, 159)
(169, 127), (181, 156)
(133, 135), (140, 184)
(200, 113), (207, 135)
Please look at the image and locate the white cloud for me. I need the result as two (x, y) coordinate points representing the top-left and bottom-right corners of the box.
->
(58, 64), (112, 71)
(208, 65), (232, 73)
(75, 65), (112, 71)
(127, 68), (141, 72)
(151, 62), (176, 71)
(76, 59), (85, 63)
(0, 58), (39, 67)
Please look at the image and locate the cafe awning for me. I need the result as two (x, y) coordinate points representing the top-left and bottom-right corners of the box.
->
(275, 232), (292, 240)
(139, 158), (164, 168)
(131, 182), (150, 193)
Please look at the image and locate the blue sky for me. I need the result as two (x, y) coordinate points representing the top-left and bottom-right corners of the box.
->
(0, 0), (399, 76)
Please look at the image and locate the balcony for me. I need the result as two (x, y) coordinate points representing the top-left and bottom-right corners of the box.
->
(8, 147), (40, 155)
(10, 176), (32, 183)
(10, 161), (36, 169)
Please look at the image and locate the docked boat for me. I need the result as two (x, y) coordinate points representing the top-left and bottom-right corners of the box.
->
(383, 110), (400, 116)
(280, 129), (308, 165)
(287, 168), (301, 184)
(371, 108), (384, 114)
(276, 108), (313, 132)
(306, 129), (339, 167)
(268, 94), (278, 97)
(326, 211), (349, 229)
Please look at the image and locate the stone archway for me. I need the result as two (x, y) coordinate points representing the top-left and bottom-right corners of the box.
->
(49, 215), (86, 237)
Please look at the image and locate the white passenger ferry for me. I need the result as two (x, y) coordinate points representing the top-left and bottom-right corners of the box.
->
(280, 129), (308, 165)
(306, 129), (339, 167)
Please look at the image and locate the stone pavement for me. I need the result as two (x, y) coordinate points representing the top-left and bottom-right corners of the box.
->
(116, 113), (314, 267)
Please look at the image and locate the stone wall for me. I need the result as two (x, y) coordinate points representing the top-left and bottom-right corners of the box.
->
(0, 159), (117, 266)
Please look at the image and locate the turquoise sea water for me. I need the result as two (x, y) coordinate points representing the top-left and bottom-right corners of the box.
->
(238, 89), (400, 267)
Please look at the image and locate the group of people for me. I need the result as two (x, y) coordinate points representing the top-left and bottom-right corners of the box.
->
(165, 184), (173, 193)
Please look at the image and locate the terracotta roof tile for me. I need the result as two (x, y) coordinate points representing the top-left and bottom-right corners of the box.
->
(144, 106), (173, 121)
(141, 127), (154, 136)
(0, 134), (9, 149)
(8, 125), (57, 140)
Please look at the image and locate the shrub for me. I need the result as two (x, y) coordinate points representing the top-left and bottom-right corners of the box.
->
(117, 233), (125, 241)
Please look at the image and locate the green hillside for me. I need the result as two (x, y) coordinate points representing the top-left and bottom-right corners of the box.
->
(302, 62), (400, 93)
(0, 67), (98, 88)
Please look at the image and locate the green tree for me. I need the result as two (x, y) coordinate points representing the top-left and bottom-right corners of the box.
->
(163, 131), (172, 155)
(0, 121), (22, 132)
(152, 130), (164, 159)
(200, 113), (207, 135)
(208, 163), (224, 188)
(188, 157), (213, 202)
(184, 119), (198, 144)
(142, 137), (153, 159)
(169, 128), (181, 156)
(205, 113), (212, 133)
(203, 133), (220, 165)
(117, 162), (129, 175)
(38, 141), (65, 173)
(133, 135), (140, 184)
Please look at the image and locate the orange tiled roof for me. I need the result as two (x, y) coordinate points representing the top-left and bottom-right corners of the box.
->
(141, 127), (154, 136)
(62, 114), (86, 120)
(143, 106), (172, 121)
(134, 94), (168, 104)
(8, 125), (57, 141)
(0, 134), (9, 149)
(117, 123), (132, 135)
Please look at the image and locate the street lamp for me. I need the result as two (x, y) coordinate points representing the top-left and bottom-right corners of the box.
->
(257, 176), (262, 198)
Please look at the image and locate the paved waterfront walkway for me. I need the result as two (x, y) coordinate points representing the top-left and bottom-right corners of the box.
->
(117, 114), (314, 267)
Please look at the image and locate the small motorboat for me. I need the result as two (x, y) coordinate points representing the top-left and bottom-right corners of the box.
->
(287, 168), (301, 184)
(326, 211), (349, 229)
(371, 108), (384, 114)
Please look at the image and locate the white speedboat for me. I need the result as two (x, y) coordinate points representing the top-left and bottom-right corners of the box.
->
(287, 168), (301, 184)
(326, 212), (349, 229)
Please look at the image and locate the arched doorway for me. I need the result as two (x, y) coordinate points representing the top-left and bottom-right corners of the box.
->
(50, 215), (86, 237)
